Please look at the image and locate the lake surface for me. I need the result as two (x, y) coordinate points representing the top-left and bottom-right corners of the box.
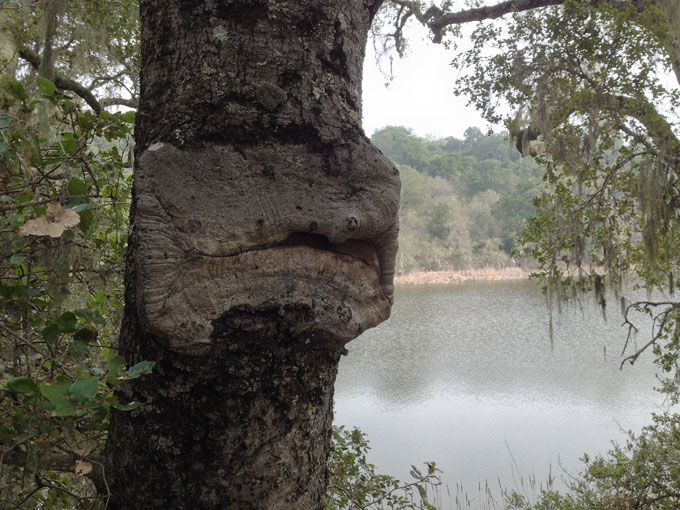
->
(333, 280), (666, 504)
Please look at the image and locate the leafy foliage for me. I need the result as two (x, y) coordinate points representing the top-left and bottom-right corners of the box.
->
(0, 1), (144, 505)
(327, 426), (441, 510)
(506, 412), (680, 510)
(451, 0), (680, 370)
(0, 74), (149, 508)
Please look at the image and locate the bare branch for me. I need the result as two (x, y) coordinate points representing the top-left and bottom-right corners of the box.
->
(0, 447), (105, 490)
(99, 96), (139, 109)
(390, 0), (643, 43)
(620, 301), (680, 368)
(391, 0), (565, 42)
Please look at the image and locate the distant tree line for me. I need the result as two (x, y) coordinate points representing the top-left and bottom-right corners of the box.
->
(371, 126), (542, 273)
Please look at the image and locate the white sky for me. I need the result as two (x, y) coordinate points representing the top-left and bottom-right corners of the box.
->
(361, 30), (488, 140)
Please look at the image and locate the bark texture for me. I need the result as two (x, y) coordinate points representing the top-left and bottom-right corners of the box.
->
(104, 1), (396, 508)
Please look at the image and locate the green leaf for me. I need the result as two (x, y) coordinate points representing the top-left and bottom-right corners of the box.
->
(58, 134), (78, 155)
(6, 80), (28, 102)
(109, 396), (140, 411)
(0, 426), (16, 441)
(68, 340), (89, 359)
(15, 190), (33, 203)
(0, 114), (10, 129)
(65, 195), (89, 210)
(41, 323), (60, 342)
(73, 328), (97, 343)
(69, 377), (99, 404)
(93, 290), (106, 305)
(40, 383), (71, 408)
(9, 254), (23, 265)
(127, 361), (155, 378)
(7, 377), (40, 401)
(36, 77), (57, 97)
(77, 209), (93, 232)
(9, 214), (25, 228)
(68, 203), (89, 214)
(76, 308), (105, 325)
(57, 312), (78, 332)
(52, 406), (78, 417)
(68, 178), (88, 196)
(107, 356), (126, 378)
(55, 376), (72, 387)
(120, 111), (136, 123)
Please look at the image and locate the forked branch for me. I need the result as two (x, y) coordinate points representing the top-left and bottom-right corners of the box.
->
(389, 0), (644, 43)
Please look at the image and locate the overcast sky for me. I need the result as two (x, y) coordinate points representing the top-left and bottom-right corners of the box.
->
(361, 29), (488, 140)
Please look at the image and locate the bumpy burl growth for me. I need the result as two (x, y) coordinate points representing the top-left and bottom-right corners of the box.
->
(132, 0), (399, 354)
(135, 140), (398, 353)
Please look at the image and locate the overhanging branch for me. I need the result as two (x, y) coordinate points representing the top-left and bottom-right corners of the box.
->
(391, 0), (566, 42)
(20, 48), (102, 114)
(390, 0), (642, 43)
(100, 96), (139, 109)
(18, 48), (138, 114)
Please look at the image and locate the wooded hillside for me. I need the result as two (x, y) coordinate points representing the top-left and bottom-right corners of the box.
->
(371, 126), (542, 273)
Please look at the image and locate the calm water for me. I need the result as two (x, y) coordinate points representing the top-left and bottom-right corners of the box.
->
(334, 280), (665, 501)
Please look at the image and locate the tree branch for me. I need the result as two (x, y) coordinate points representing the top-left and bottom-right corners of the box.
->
(390, 0), (642, 43)
(20, 48), (102, 114)
(621, 301), (680, 367)
(99, 96), (139, 109)
(0, 447), (106, 492)
(391, 0), (565, 42)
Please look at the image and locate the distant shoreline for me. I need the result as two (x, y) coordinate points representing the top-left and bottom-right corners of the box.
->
(394, 267), (530, 285)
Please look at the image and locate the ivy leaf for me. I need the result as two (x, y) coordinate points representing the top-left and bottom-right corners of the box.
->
(69, 377), (99, 404)
(120, 111), (136, 123)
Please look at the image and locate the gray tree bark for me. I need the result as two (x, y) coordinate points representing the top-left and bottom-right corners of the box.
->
(103, 1), (399, 509)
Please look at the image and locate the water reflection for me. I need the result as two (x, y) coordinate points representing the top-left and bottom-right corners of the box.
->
(334, 280), (664, 495)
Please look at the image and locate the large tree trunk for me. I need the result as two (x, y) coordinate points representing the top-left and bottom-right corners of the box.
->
(104, 1), (399, 509)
